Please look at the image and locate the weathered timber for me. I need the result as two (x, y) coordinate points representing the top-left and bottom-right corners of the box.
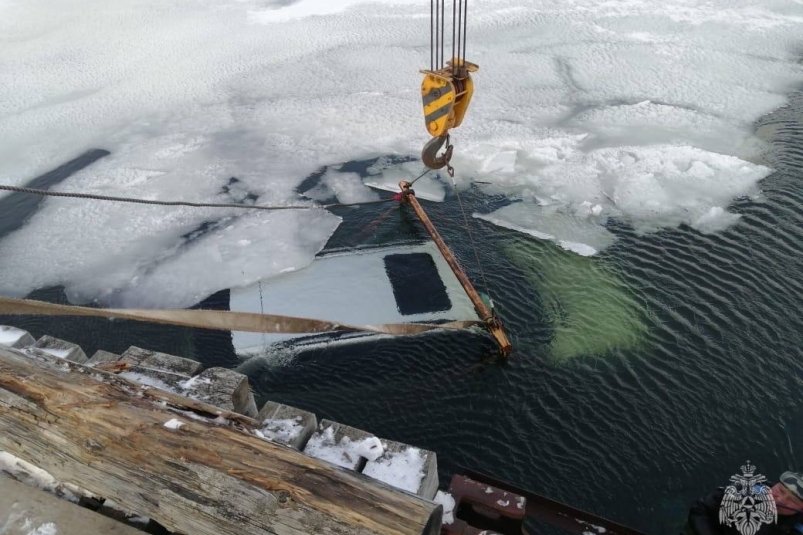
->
(0, 346), (441, 535)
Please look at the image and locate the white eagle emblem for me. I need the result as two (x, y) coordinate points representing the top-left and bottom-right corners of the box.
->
(719, 461), (777, 535)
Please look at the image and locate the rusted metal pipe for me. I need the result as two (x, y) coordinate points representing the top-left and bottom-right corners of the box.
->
(399, 180), (512, 357)
(460, 470), (648, 535)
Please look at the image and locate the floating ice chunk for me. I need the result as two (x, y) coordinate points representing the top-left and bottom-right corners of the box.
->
(478, 149), (518, 175)
(478, 144), (769, 251)
(365, 159), (446, 202)
(324, 170), (379, 204)
(24, 208), (340, 309)
(603, 145), (767, 232)
(362, 446), (426, 494)
(692, 206), (741, 234)
(434, 490), (455, 525)
(0, 0), (800, 296)
(477, 203), (615, 256)
(163, 418), (184, 430)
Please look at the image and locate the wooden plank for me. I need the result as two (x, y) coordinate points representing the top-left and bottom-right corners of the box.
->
(0, 347), (441, 535)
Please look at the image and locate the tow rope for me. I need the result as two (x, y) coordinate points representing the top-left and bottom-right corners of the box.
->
(0, 184), (395, 211)
(0, 297), (479, 337)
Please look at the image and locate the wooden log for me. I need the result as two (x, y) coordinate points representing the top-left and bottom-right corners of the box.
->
(0, 347), (441, 535)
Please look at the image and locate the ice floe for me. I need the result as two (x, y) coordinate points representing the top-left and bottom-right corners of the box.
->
(0, 0), (800, 306)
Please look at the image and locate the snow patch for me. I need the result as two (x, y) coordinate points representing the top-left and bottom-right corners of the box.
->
(434, 490), (455, 525)
(0, 452), (81, 503)
(119, 372), (176, 393)
(362, 446), (426, 494)
(304, 426), (384, 469)
(163, 418), (184, 430)
(37, 348), (71, 360)
(178, 375), (211, 390)
(258, 417), (305, 444)
(27, 522), (58, 535)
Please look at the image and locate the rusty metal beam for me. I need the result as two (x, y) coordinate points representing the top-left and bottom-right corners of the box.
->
(399, 181), (512, 357)
(461, 470), (648, 535)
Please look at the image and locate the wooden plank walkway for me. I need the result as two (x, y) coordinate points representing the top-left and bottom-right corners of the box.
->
(0, 345), (441, 535)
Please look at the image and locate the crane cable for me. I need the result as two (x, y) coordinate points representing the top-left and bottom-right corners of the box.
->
(449, 176), (491, 303)
(430, 0), (468, 72)
(427, 2), (492, 304)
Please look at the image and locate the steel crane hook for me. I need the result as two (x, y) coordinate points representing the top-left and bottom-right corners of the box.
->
(421, 134), (454, 176)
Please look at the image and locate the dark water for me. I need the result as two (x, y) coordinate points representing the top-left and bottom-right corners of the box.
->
(2, 93), (802, 534)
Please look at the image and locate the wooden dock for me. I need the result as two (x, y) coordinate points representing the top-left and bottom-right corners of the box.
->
(0, 331), (442, 535)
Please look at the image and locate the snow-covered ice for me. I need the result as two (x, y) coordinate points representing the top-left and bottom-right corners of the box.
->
(1, 0), (801, 306)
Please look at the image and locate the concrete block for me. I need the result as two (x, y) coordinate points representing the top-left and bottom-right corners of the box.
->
(182, 367), (255, 417)
(242, 391), (258, 419)
(32, 335), (87, 363)
(303, 420), (382, 471)
(0, 326), (35, 349)
(120, 346), (202, 376)
(118, 365), (190, 393)
(118, 346), (150, 366)
(362, 439), (439, 499)
(86, 350), (121, 367)
(256, 402), (317, 449)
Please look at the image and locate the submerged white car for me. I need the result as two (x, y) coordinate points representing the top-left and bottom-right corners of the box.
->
(229, 241), (479, 358)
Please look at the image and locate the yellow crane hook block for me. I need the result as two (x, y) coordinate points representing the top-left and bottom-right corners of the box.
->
(420, 59), (479, 138)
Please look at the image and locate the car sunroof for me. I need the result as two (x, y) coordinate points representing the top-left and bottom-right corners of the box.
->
(383, 252), (452, 316)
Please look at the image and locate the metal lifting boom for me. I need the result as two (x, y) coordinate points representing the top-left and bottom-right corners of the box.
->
(399, 180), (512, 357)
